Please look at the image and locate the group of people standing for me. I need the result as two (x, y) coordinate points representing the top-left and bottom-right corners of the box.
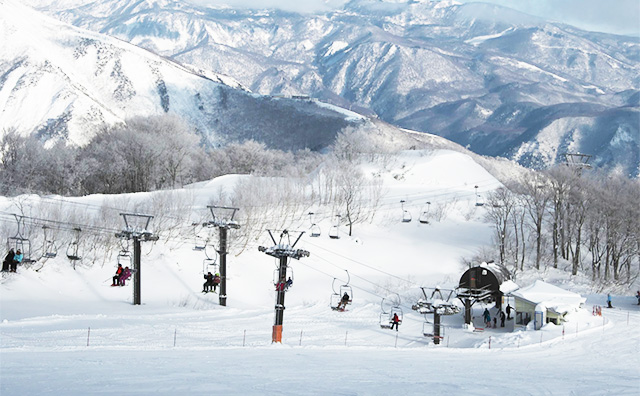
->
(482, 304), (512, 329)
(2, 248), (23, 273)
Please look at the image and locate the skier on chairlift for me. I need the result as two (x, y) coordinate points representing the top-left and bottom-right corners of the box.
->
(11, 249), (23, 272)
(203, 271), (214, 293)
(390, 312), (400, 331)
(213, 273), (221, 292)
(111, 264), (123, 286)
(119, 266), (131, 286)
(336, 292), (350, 311)
(285, 277), (293, 290)
(3, 248), (14, 272)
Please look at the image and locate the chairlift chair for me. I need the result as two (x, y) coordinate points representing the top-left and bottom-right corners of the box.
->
(380, 307), (404, 329)
(418, 201), (431, 224)
(329, 215), (341, 239)
(7, 215), (36, 264)
(193, 236), (207, 251)
(42, 226), (57, 259)
(203, 258), (219, 275)
(330, 270), (353, 310)
(117, 250), (132, 267)
(400, 200), (412, 223)
(66, 228), (82, 261)
(273, 267), (294, 289)
(308, 212), (321, 237)
(474, 186), (484, 207)
(379, 293), (403, 328)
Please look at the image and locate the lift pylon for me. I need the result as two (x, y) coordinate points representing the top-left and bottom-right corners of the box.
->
(258, 229), (309, 343)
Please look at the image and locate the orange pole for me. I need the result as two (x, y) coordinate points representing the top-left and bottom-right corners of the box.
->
(272, 325), (283, 343)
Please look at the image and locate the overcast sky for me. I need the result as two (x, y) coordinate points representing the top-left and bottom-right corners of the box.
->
(189, 0), (639, 37)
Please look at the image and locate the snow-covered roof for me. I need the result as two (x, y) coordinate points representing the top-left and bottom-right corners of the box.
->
(512, 280), (585, 314)
(500, 280), (519, 294)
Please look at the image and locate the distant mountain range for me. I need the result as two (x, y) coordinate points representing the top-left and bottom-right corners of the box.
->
(5, 0), (640, 176)
(0, 0), (361, 151)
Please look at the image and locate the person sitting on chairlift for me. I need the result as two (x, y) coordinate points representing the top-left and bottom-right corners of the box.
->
(336, 292), (350, 311)
(390, 312), (400, 331)
(276, 277), (286, 292)
(11, 249), (23, 272)
(285, 277), (293, 290)
(212, 273), (221, 292)
(3, 248), (14, 272)
(203, 272), (214, 292)
(119, 266), (132, 286)
(111, 264), (123, 286)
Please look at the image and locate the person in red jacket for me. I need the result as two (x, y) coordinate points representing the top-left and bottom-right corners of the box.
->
(390, 312), (400, 331)
(111, 264), (123, 286)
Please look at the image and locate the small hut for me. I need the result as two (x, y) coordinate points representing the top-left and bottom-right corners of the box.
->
(457, 262), (517, 325)
(511, 280), (585, 330)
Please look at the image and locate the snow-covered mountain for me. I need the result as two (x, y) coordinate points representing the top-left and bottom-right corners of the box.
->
(0, 0), (361, 150)
(19, 0), (640, 175)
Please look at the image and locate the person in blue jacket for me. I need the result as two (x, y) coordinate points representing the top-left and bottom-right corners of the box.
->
(607, 293), (613, 308)
(482, 308), (491, 328)
(11, 249), (23, 272)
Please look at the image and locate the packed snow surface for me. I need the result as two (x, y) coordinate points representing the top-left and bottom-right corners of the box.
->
(1, 150), (639, 395)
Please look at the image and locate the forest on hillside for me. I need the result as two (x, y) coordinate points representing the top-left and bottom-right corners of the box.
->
(1, 115), (638, 289)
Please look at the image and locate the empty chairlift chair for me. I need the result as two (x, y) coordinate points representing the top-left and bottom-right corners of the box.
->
(66, 228), (82, 261)
(474, 185), (484, 207)
(418, 202), (431, 224)
(329, 215), (341, 239)
(400, 200), (412, 223)
(42, 225), (57, 259)
(308, 212), (321, 237)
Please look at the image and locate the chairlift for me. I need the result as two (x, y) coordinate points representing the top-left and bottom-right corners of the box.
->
(308, 212), (321, 238)
(273, 267), (294, 290)
(117, 249), (132, 267)
(329, 215), (341, 239)
(379, 293), (403, 329)
(42, 225), (57, 259)
(203, 257), (219, 275)
(204, 243), (218, 262)
(202, 243), (219, 274)
(475, 185), (484, 207)
(330, 270), (353, 311)
(7, 214), (36, 264)
(421, 316), (445, 338)
(400, 200), (412, 223)
(66, 227), (82, 261)
(193, 236), (207, 251)
(418, 202), (431, 224)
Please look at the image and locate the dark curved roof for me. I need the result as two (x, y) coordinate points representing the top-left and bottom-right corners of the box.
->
(458, 263), (511, 292)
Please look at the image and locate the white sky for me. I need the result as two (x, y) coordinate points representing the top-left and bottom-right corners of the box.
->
(188, 0), (640, 37)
